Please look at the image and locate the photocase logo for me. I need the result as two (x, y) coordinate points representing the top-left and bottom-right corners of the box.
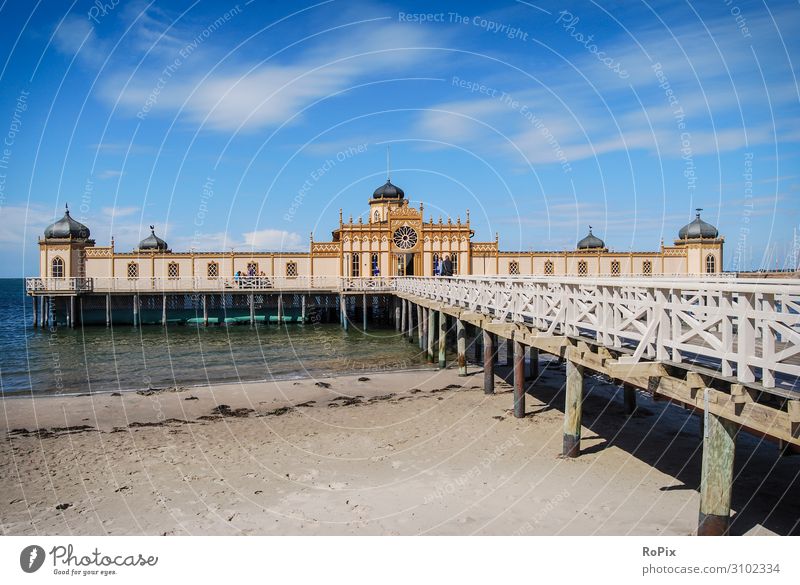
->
(20, 545), (46, 573)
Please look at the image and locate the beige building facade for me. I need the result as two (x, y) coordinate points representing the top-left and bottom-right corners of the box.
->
(38, 180), (724, 282)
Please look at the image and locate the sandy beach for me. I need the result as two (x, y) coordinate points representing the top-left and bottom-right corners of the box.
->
(2, 361), (798, 536)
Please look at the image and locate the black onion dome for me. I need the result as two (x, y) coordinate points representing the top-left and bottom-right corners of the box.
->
(44, 204), (91, 239)
(678, 209), (719, 239)
(137, 225), (168, 251)
(577, 227), (605, 250)
(372, 179), (404, 199)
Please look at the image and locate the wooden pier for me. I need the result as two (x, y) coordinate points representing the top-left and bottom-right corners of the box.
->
(25, 273), (800, 535)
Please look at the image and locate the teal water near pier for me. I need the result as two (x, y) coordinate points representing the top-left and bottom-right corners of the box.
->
(0, 279), (428, 396)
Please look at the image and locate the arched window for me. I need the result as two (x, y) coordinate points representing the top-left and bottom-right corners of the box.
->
(127, 262), (139, 280)
(544, 260), (554, 275)
(207, 262), (219, 278)
(509, 260), (519, 275)
(705, 254), (716, 273)
(371, 253), (379, 276)
(51, 257), (64, 279)
(577, 260), (588, 276)
(373, 210), (380, 223)
(610, 260), (621, 276)
(167, 262), (179, 279)
(351, 252), (360, 277)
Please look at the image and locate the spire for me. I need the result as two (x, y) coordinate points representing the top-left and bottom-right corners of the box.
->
(65, 203), (70, 215)
(696, 207), (703, 218)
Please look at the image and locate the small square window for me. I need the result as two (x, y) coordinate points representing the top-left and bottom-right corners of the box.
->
(578, 261), (588, 276)
(127, 262), (139, 280)
(509, 261), (519, 275)
(207, 263), (219, 278)
(642, 260), (652, 275)
(286, 262), (298, 277)
(610, 260), (620, 276)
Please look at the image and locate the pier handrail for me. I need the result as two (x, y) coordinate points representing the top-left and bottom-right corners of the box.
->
(393, 276), (800, 390)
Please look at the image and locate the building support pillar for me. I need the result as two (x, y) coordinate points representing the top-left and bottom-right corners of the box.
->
(301, 295), (306, 323)
(133, 294), (139, 328)
(408, 301), (414, 342)
(340, 294), (347, 331)
(513, 337), (525, 418)
(162, 295), (167, 326)
(483, 329), (495, 395)
(417, 305), (424, 349)
(400, 299), (407, 338)
(456, 318), (467, 376)
(250, 293), (255, 326)
(698, 410), (738, 536)
(506, 337), (513, 366)
(106, 293), (111, 327)
(362, 293), (367, 331)
(438, 310), (446, 369)
(202, 294), (208, 326)
(394, 298), (401, 331)
(563, 359), (584, 458)
(32, 296), (38, 328)
(426, 309), (435, 362)
(527, 347), (539, 380)
(277, 294), (284, 324)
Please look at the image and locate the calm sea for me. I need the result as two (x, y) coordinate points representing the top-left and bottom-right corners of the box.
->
(0, 279), (429, 396)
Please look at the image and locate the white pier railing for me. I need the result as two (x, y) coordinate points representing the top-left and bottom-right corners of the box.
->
(25, 276), (395, 293)
(394, 276), (800, 390)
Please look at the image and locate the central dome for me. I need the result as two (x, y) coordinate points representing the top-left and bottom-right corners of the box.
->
(373, 179), (404, 200)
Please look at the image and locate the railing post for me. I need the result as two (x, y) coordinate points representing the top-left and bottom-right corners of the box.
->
(736, 292), (756, 383)
(761, 293), (776, 388)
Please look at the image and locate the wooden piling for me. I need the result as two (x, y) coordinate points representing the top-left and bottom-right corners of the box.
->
(340, 295), (347, 331)
(427, 309), (436, 362)
(563, 359), (584, 458)
(32, 296), (38, 328)
(417, 305), (424, 349)
(362, 293), (367, 331)
(624, 385), (637, 415)
(527, 347), (539, 379)
(456, 318), (467, 376)
(513, 337), (525, 418)
(162, 295), (167, 326)
(277, 294), (284, 324)
(133, 294), (139, 327)
(394, 298), (401, 331)
(301, 295), (306, 323)
(202, 294), (208, 326)
(400, 299), (407, 337)
(506, 337), (513, 366)
(106, 293), (111, 327)
(483, 329), (495, 394)
(421, 307), (428, 352)
(438, 310), (447, 369)
(698, 409), (738, 536)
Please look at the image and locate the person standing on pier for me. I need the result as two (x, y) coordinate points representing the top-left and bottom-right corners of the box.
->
(441, 254), (454, 277)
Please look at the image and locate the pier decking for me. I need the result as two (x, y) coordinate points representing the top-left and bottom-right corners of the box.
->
(25, 273), (800, 534)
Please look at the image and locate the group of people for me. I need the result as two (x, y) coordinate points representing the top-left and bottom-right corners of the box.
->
(434, 254), (454, 277)
(232, 267), (270, 288)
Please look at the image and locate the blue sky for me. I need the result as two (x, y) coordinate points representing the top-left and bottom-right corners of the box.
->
(0, 0), (798, 276)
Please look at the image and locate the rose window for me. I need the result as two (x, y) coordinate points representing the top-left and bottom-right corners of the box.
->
(393, 226), (418, 249)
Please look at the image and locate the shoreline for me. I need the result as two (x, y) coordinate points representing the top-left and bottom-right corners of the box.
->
(0, 363), (442, 401)
(2, 365), (798, 535)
